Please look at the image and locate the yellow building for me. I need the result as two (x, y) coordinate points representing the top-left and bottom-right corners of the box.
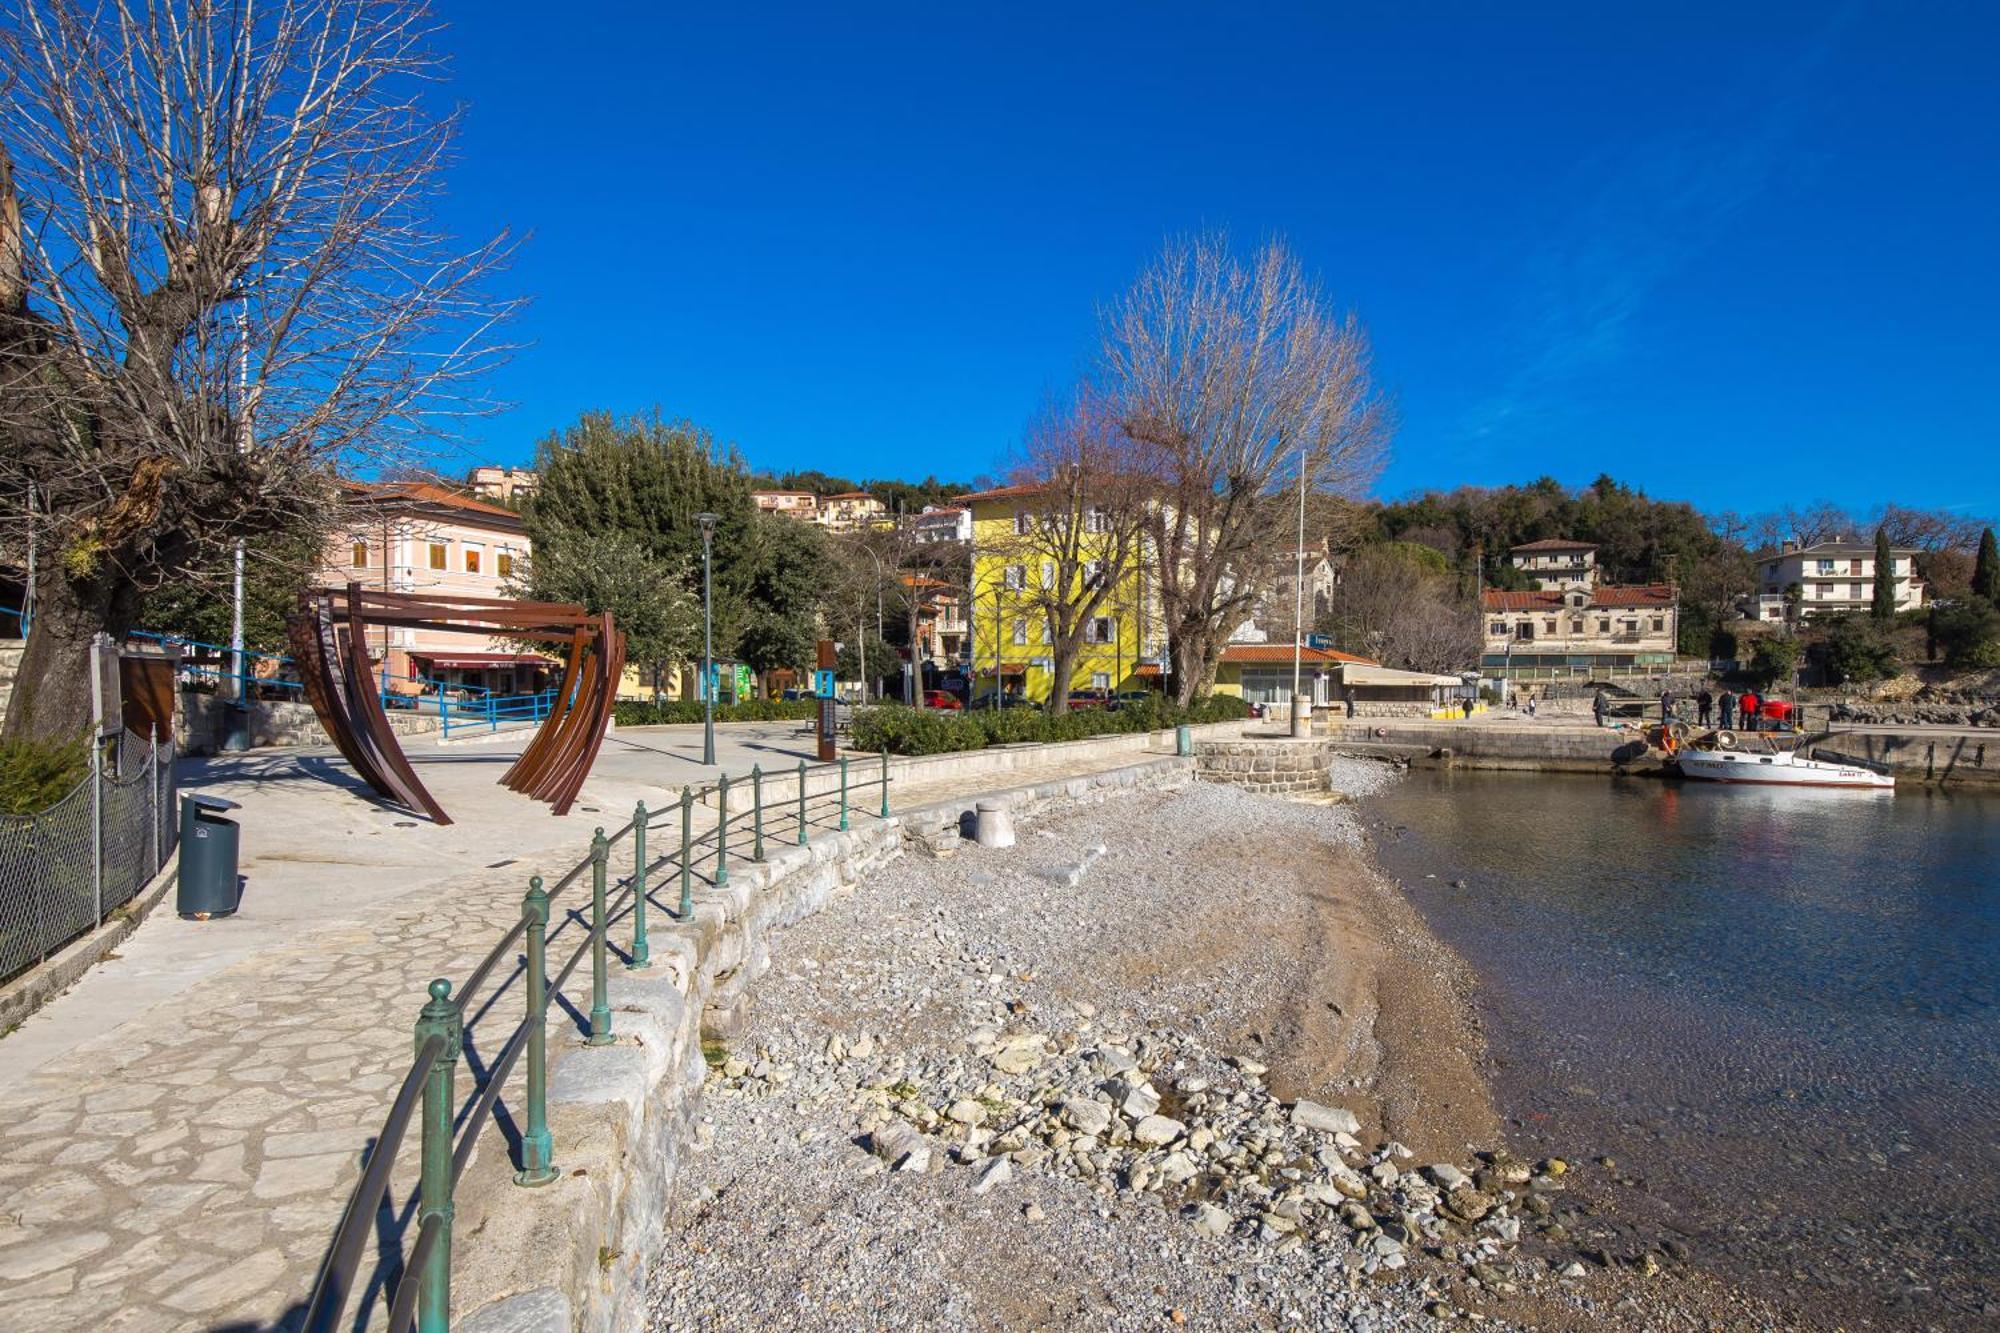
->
(960, 483), (1158, 703)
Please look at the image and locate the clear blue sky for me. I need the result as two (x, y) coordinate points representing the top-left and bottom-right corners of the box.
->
(430, 2), (1998, 516)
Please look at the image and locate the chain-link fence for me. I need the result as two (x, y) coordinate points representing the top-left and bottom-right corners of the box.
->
(0, 730), (179, 985)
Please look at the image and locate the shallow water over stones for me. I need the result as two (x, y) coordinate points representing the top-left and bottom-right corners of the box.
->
(1368, 769), (2000, 1329)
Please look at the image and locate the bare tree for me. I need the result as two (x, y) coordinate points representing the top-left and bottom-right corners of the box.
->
(1320, 544), (1477, 674)
(1101, 234), (1390, 704)
(985, 390), (1150, 711)
(0, 0), (516, 740)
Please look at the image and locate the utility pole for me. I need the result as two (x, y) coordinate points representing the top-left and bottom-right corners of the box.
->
(696, 513), (718, 765)
(1291, 449), (1307, 735)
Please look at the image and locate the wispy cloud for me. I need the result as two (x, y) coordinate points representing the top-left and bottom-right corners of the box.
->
(1462, 6), (1858, 443)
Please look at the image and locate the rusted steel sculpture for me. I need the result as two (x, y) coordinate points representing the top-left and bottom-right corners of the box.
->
(288, 585), (625, 823)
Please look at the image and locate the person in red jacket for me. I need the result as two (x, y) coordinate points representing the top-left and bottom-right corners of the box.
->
(1740, 688), (1760, 733)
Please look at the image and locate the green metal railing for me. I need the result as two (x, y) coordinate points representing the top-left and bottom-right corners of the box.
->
(300, 752), (894, 1332)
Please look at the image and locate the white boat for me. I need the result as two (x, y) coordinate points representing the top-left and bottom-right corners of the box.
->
(1677, 734), (1895, 789)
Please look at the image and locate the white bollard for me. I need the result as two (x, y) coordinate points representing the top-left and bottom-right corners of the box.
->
(973, 800), (1016, 849)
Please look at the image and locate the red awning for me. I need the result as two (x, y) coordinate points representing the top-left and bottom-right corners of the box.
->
(409, 652), (555, 668)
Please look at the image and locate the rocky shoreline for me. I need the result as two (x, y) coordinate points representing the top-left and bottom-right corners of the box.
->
(645, 767), (1793, 1329)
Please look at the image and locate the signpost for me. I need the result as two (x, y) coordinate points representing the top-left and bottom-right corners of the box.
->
(815, 639), (838, 763)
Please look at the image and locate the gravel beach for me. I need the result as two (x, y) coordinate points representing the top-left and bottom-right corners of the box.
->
(644, 763), (1794, 1330)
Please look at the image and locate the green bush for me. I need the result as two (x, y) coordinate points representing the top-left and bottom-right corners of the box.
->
(0, 733), (90, 816)
(1935, 602), (2000, 668)
(1747, 637), (1800, 688)
(851, 694), (1251, 756)
(614, 698), (818, 727)
(1818, 615), (1902, 684)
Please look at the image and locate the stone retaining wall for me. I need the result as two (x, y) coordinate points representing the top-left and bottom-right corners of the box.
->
(1191, 736), (1343, 794)
(448, 757), (1195, 1332)
(175, 693), (438, 754)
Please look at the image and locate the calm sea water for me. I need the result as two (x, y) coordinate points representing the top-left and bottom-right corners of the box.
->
(1366, 770), (2000, 1328)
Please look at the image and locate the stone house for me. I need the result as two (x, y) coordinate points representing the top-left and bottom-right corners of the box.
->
(1480, 583), (1678, 677)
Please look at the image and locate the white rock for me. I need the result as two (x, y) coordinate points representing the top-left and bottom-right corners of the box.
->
(1062, 1097), (1112, 1137)
(1190, 1202), (1231, 1238)
(1290, 1101), (1361, 1136)
(1427, 1163), (1469, 1191)
(1133, 1115), (1186, 1147)
(972, 1157), (1013, 1195)
(1159, 1151), (1198, 1185)
(947, 1099), (987, 1126)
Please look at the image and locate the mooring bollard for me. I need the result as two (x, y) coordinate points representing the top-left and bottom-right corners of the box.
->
(415, 977), (463, 1329)
(751, 764), (764, 861)
(516, 881), (556, 1186)
(796, 759), (808, 846)
(586, 829), (612, 1046)
(715, 773), (730, 887)
(839, 755), (849, 832)
(679, 787), (694, 919)
(880, 750), (890, 818)
(628, 800), (651, 970)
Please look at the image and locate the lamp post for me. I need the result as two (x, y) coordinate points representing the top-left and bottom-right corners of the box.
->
(695, 512), (718, 766)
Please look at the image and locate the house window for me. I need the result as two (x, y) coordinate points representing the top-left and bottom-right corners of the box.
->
(1085, 616), (1115, 643)
(1091, 671), (1111, 690)
(1489, 620), (1506, 636)
(1849, 582), (1864, 600)
(350, 540), (369, 568)
(1598, 617), (1611, 633)
(1849, 560), (1862, 575)
(1014, 510), (1033, 536)
(1621, 619), (1638, 633)
(1815, 559), (1836, 575)
(464, 546), (482, 574)
(1085, 506), (1108, 534)
(1011, 618), (1027, 646)
(1003, 565), (1025, 591)
(428, 542), (447, 570)
(1081, 559), (1102, 586)
(1515, 622), (1534, 641)
(496, 551), (514, 580)
(1651, 616), (1665, 632)
(1569, 618), (1584, 634)
(1040, 561), (1054, 590)
(1544, 618), (1557, 634)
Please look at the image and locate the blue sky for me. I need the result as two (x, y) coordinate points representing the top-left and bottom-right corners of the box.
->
(430, 2), (1998, 516)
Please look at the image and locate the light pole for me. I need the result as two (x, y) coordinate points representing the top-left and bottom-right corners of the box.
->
(695, 512), (718, 766)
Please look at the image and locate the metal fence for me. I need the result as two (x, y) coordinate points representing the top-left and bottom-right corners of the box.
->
(303, 753), (893, 1333)
(0, 730), (179, 985)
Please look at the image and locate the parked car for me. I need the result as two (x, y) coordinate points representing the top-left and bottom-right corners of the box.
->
(967, 691), (1039, 711)
(781, 687), (810, 701)
(921, 689), (963, 710)
(1065, 689), (1113, 711)
(1111, 690), (1158, 711)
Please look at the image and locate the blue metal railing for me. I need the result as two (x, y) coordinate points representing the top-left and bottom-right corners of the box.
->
(439, 689), (558, 737)
(124, 628), (517, 715)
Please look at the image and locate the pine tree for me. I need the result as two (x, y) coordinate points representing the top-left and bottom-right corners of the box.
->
(1975, 528), (2000, 607)
(1872, 527), (1897, 622)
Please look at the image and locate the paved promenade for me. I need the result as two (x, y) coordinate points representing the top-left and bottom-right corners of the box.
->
(0, 723), (1180, 1330)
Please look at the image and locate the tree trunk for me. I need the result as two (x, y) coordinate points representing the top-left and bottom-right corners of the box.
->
(3, 562), (140, 743)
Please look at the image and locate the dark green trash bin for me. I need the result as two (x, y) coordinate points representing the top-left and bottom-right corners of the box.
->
(178, 794), (243, 919)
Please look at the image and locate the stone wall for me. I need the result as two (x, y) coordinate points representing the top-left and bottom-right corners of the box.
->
(448, 758), (1196, 1332)
(175, 693), (439, 754)
(1191, 736), (1342, 795)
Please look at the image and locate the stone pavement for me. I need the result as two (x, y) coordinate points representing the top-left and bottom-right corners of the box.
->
(0, 724), (1187, 1330)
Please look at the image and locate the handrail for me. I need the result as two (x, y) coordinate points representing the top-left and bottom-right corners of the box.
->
(303, 750), (895, 1331)
(302, 1034), (444, 1333)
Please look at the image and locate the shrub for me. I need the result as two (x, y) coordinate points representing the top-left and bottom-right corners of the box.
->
(0, 732), (90, 816)
(1935, 602), (2000, 669)
(1819, 614), (1902, 684)
(1747, 637), (1800, 688)
(613, 698), (818, 727)
(851, 694), (1251, 756)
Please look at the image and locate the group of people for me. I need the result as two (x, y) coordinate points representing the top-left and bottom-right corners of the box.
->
(1594, 685), (1770, 732)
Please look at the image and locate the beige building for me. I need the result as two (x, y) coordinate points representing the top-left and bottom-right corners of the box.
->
(752, 490), (819, 521)
(912, 504), (972, 544)
(818, 491), (889, 532)
(1508, 538), (1599, 590)
(1754, 540), (1925, 620)
(465, 465), (538, 506)
(329, 483), (551, 698)
(1480, 583), (1678, 676)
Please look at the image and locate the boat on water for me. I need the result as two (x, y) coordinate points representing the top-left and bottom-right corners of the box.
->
(1675, 731), (1895, 790)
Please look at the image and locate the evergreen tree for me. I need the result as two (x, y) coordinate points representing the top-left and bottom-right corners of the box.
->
(1871, 527), (1897, 621)
(1974, 527), (2000, 606)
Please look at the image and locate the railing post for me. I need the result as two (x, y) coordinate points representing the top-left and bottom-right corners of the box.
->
(147, 725), (160, 877)
(628, 801), (651, 970)
(90, 734), (103, 925)
(516, 881), (557, 1186)
(751, 765), (764, 860)
(586, 829), (613, 1046)
(415, 977), (463, 1332)
(678, 787), (694, 919)
(880, 750), (890, 819)
(839, 756), (849, 832)
(796, 760), (808, 846)
(714, 774), (730, 887)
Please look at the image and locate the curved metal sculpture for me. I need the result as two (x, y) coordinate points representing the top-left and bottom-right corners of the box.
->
(288, 584), (625, 823)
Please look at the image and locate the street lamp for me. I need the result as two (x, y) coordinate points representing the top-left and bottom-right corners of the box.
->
(695, 512), (718, 766)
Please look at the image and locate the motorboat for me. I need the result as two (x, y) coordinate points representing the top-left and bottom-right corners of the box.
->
(1675, 730), (1895, 789)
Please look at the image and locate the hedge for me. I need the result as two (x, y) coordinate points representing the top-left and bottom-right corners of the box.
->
(850, 695), (1251, 756)
(614, 698), (819, 726)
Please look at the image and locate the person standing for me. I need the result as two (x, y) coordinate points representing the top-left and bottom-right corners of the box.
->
(1719, 688), (1737, 730)
(1343, 685), (1356, 719)
(1660, 688), (1675, 723)
(1741, 687), (1760, 733)
(1592, 687), (1609, 728)
(1696, 688), (1714, 727)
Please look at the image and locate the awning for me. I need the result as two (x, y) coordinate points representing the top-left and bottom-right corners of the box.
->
(1338, 664), (1464, 687)
(408, 652), (556, 669)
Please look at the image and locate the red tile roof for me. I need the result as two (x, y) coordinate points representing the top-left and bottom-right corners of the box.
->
(346, 481), (521, 521)
(1219, 644), (1377, 666)
(1480, 583), (1676, 611)
(1509, 538), (1597, 553)
(953, 482), (1046, 503)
